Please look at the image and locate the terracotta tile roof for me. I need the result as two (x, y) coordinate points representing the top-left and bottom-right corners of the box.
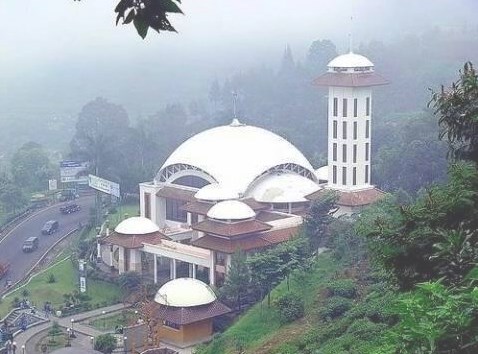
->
(192, 226), (299, 253)
(181, 200), (214, 215)
(192, 219), (272, 237)
(255, 211), (290, 222)
(156, 187), (196, 202)
(242, 198), (269, 211)
(306, 187), (386, 207)
(102, 231), (167, 249)
(313, 72), (389, 87)
(155, 300), (231, 325)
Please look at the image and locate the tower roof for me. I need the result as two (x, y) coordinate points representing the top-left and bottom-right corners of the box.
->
(328, 52), (374, 68)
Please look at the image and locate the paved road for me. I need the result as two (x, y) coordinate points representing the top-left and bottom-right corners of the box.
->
(0, 195), (94, 289)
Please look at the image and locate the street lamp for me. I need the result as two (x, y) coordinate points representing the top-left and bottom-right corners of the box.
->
(90, 337), (94, 349)
(102, 310), (106, 330)
(21, 344), (25, 354)
(123, 336), (127, 354)
(66, 328), (71, 347)
(70, 319), (76, 338)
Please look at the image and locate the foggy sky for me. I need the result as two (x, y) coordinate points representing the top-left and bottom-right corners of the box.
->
(1, 0), (477, 120)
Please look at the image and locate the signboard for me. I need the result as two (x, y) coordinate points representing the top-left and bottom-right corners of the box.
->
(88, 174), (120, 198)
(48, 179), (58, 191)
(60, 161), (89, 183)
(79, 259), (87, 293)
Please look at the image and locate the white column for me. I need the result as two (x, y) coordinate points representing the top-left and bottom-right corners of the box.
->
(153, 254), (158, 284)
(209, 252), (215, 286)
(192, 264), (196, 279)
(170, 258), (177, 279)
(118, 247), (125, 274)
(109, 246), (114, 267)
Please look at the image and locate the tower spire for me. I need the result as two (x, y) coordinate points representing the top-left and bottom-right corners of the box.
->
(232, 91), (238, 118)
(348, 16), (354, 53)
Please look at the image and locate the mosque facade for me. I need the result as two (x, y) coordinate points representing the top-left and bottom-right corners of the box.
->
(100, 50), (387, 288)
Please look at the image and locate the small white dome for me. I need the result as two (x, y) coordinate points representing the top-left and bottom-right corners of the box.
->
(114, 217), (160, 235)
(248, 173), (321, 203)
(207, 200), (256, 220)
(315, 166), (328, 181)
(154, 278), (217, 307)
(328, 52), (374, 68)
(195, 183), (239, 201)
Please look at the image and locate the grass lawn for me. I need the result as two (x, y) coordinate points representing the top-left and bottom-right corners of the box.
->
(197, 253), (338, 354)
(0, 257), (120, 318)
(86, 310), (137, 331)
(108, 202), (140, 229)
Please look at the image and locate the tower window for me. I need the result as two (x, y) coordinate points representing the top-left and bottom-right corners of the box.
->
(365, 165), (369, 183)
(342, 144), (347, 163)
(333, 165), (337, 184)
(342, 98), (348, 117)
(342, 121), (347, 139)
(353, 144), (357, 163)
(366, 97), (370, 116)
(353, 122), (357, 140)
(166, 199), (187, 222)
(333, 98), (338, 117)
(365, 143), (370, 161)
(333, 143), (337, 161)
(365, 120), (370, 139)
(353, 98), (358, 117)
(342, 167), (347, 185)
(353, 167), (357, 185)
(333, 120), (338, 139)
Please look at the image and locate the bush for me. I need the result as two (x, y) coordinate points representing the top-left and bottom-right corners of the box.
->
(319, 296), (353, 320)
(345, 318), (387, 340)
(94, 334), (117, 354)
(47, 274), (56, 283)
(325, 279), (357, 299)
(275, 292), (305, 324)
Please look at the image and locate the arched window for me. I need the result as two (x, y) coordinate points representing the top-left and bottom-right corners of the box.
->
(172, 175), (210, 189)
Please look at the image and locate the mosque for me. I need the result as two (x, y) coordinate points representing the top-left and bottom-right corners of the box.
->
(100, 50), (388, 288)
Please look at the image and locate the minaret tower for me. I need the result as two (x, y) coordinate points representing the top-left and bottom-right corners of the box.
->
(313, 51), (388, 210)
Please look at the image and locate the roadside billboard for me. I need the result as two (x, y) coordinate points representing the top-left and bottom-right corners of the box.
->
(48, 179), (58, 191)
(60, 161), (89, 183)
(88, 174), (120, 198)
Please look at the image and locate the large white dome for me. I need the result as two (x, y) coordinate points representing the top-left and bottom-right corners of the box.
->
(115, 217), (160, 235)
(154, 278), (217, 307)
(157, 119), (316, 195)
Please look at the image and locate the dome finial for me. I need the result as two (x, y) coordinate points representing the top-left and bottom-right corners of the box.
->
(348, 15), (354, 54)
(232, 91), (238, 118)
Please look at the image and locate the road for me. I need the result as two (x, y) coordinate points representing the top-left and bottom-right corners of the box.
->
(0, 195), (94, 289)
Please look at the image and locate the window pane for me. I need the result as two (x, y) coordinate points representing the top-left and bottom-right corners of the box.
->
(342, 98), (348, 117)
(365, 165), (369, 183)
(333, 143), (337, 161)
(342, 121), (347, 139)
(333, 120), (337, 139)
(353, 122), (357, 140)
(353, 98), (358, 117)
(365, 120), (370, 138)
(333, 98), (338, 117)
(366, 97), (370, 116)
(353, 144), (357, 163)
(342, 167), (347, 185)
(342, 144), (347, 163)
(365, 142), (369, 161)
(353, 167), (357, 185)
(333, 165), (337, 184)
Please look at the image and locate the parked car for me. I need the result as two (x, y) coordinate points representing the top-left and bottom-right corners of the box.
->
(41, 220), (59, 235)
(22, 237), (39, 253)
(60, 204), (81, 214)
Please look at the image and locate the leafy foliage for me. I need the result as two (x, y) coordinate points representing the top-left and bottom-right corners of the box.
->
(319, 296), (353, 320)
(430, 62), (478, 165)
(325, 279), (357, 299)
(94, 333), (117, 354)
(274, 292), (304, 324)
(304, 191), (338, 251)
(114, 0), (183, 39)
(220, 251), (250, 311)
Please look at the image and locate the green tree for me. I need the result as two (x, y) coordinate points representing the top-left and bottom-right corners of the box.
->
(118, 271), (142, 294)
(430, 62), (478, 165)
(247, 251), (281, 307)
(10, 142), (53, 192)
(70, 97), (130, 179)
(306, 39), (338, 75)
(94, 333), (117, 354)
(220, 251), (250, 311)
(304, 191), (338, 252)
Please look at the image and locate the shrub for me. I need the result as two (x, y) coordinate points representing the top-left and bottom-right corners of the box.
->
(94, 334), (117, 354)
(275, 292), (305, 324)
(325, 279), (357, 299)
(47, 274), (56, 283)
(345, 318), (387, 340)
(319, 296), (353, 320)
(21, 289), (30, 298)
